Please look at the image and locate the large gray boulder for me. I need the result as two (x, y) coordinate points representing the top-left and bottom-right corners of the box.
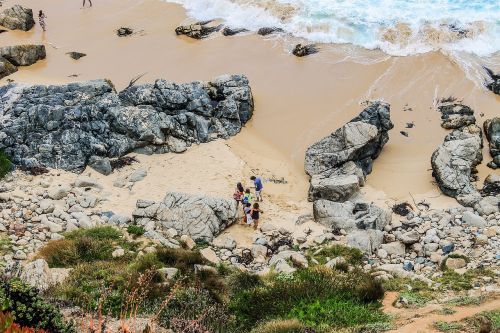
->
(347, 229), (383, 253)
(431, 123), (483, 206)
(305, 102), (393, 202)
(0, 45), (46, 66)
(133, 192), (238, 241)
(0, 56), (17, 79)
(484, 117), (500, 169)
(0, 5), (35, 31)
(313, 200), (390, 231)
(0, 74), (253, 172)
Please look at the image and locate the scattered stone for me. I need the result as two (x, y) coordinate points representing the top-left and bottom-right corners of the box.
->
(257, 27), (284, 36)
(200, 248), (220, 265)
(112, 248), (125, 258)
(180, 235), (196, 250)
(292, 44), (318, 57)
(158, 267), (178, 280)
(66, 52), (87, 60)
(116, 27), (133, 37)
(462, 211), (487, 228)
(437, 102), (476, 129)
(483, 117), (500, 169)
(175, 21), (222, 39)
(445, 257), (466, 270)
(88, 156), (112, 175)
(221, 27), (247, 36)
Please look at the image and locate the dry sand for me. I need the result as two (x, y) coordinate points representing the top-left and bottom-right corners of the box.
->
(0, 0), (499, 242)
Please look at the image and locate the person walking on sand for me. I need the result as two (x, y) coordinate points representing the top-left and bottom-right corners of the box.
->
(250, 203), (263, 230)
(233, 182), (244, 208)
(250, 176), (264, 202)
(38, 10), (46, 32)
(82, 0), (92, 7)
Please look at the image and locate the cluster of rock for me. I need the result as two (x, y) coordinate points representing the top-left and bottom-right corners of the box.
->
(175, 21), (284, 40)
(366, 205), (500, 279)
(132, 192), (238, 244)
(0, 172), (130, 265)
(484, 117), (500, 169)
(0, 44), (46, 79)
(292, 44), (318, 57)
(431, 102), (498, 210)
(0, 74), (253, 173)
(305, 101), (394, 203)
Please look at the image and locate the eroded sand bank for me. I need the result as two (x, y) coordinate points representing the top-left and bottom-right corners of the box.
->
(0, 0), (499, 220)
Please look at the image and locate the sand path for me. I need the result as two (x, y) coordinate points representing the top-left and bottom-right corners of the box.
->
(383, 292), (500, 333)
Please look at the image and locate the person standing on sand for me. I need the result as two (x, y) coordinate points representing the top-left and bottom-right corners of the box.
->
(250, 176), (263, 202)
(250, 203), (263, 230)
(82, 0), (92, 7)
(38, 10), (46, 32)
(233, 182), (244, 208)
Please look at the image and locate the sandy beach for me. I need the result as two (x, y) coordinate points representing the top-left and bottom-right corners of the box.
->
(0, 0), (498, 216)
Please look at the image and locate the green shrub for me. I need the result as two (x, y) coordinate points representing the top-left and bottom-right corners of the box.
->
(65, 226), (122, 241)
(0, 151), (12, 179)
(308, 245), (364, 266)
(250, 319), (307, 333)
(158, 287), (237, 332)
(0, 278), (75, 332)
(127, 225), (146, 237)
(227, 271), (262, 294)
(433, 321), (463, 332)
(229, 267), (385, 330)
(51, 261), (127, 315)
(156, 248), (205, 273)
(289, 297), (388, 330)
(397, 290), (434, 308)
(39, 227), (134, 268)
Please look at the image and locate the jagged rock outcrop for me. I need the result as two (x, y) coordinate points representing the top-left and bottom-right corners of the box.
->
(0, 45), (46, 66)
(292, 44), (318, 57)
(0, 5), (35, 31)
(485, 67), (500, 95)
(133, 192), (238, 241)
(0, 74), (253, 172)
(484, 117), (500, 169)
(305, 102), (393, 202)
(431, 123), (483, 206)
(313, 200), (391, 231)
(257, 27), (284, 36)
(437, 102), (476, 129)
(175, 21), (222, 39)
(221, 27), (247, 36)
(0, 56), (17, 79)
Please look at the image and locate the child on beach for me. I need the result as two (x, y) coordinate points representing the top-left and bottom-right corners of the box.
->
(250, 176), (263, 202)
(233, 182), (244, 207)
(38, 10), (46, 32)
(82, 0), (93, 7)
(250, 203), (263, 230)
(243, 203), (252, 225)
(242, 188), (253, 206)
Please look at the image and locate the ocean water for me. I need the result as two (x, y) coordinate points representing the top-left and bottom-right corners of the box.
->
(167, 0), (500, 58)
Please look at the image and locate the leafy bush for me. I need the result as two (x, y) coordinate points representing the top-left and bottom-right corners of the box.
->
(433, 321), (463, 332)
(437, 269), (494, 291)
(39, 227), (133, 268)
(0, 151), (12, 179)
(127, 225), (146, 237)
(308, 245), (363, 266)
(250, 319), (307, 333)
(397, 290), (433, 308)
(156, 248), (205, 273)
(289, 297), (388, 330)
(229, 267), (385, 330)
(0, 278), (74, 332)
(158, 287), (237, 333)
(1, 311), (51, 333)
(227, 271), (262, 294)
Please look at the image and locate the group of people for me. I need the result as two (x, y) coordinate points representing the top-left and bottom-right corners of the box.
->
(233, 176), (264, 230)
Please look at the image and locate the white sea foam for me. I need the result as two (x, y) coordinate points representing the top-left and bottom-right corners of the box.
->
(167, 0), (500, 58)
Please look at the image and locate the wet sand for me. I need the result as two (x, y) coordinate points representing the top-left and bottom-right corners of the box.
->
(0, 0), (499, 207)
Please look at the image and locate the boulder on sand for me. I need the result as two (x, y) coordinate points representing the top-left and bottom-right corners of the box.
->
(305, 102), (393, 202)
(0, 45), (46, 66)
(175, 21), (222, 39)
(437, 102), (475, 129)
(0, 74), (253, 172)
(292, 44), (318, 57)
(431, 123), (483, 206)
(0, 5), (35, 31)
(0, 56), (17, 79)
(257, 27), (284, 36)
(133, 192), (238, 241)
(483, 117), (500, 169)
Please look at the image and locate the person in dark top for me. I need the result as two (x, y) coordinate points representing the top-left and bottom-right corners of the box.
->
(250, 175), (263, 202)
(250, 203), (263, 230)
